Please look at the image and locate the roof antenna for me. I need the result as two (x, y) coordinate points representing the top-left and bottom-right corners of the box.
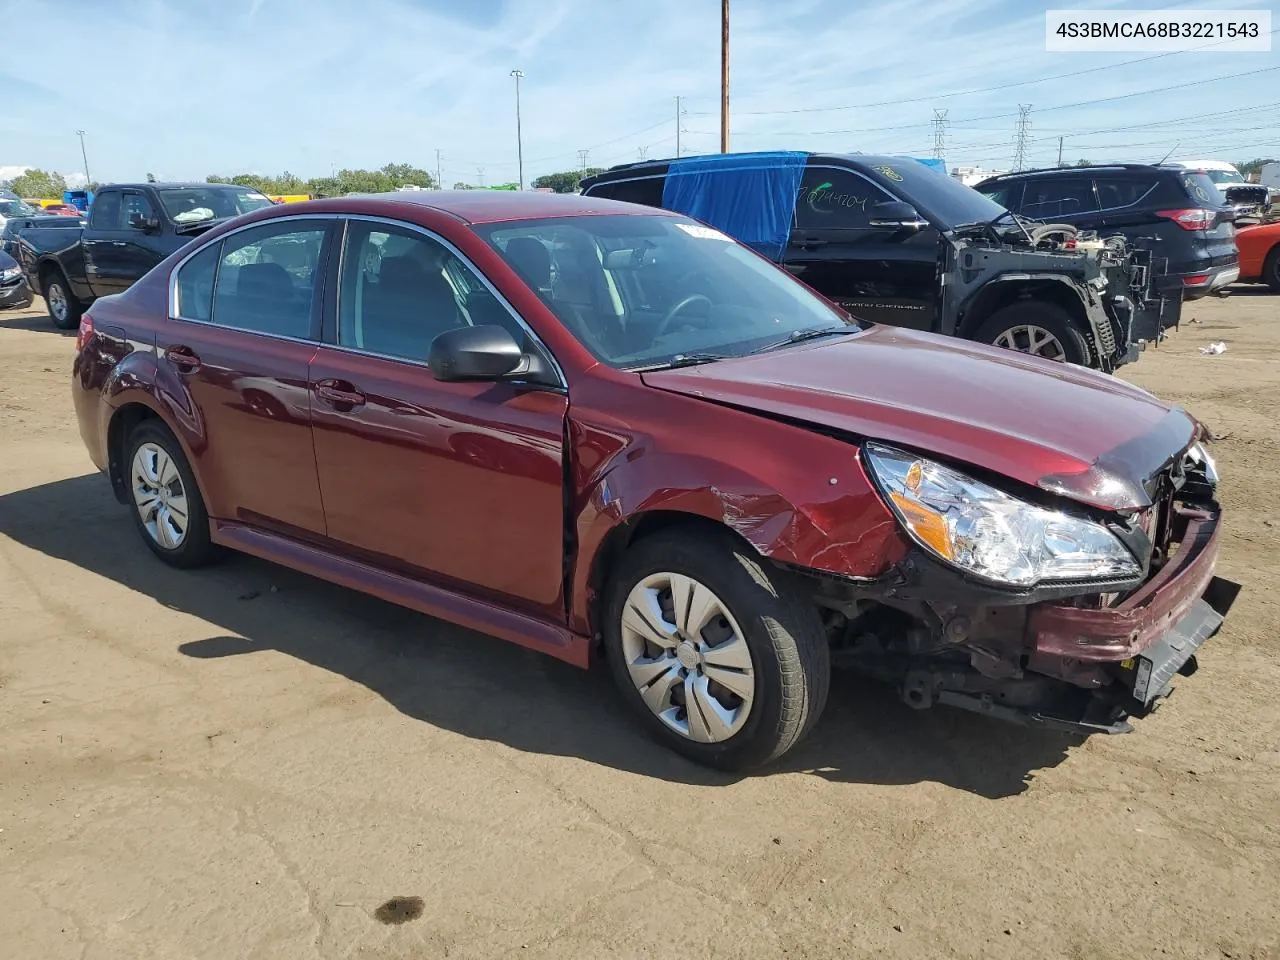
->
(1154, 142), (1180, 167)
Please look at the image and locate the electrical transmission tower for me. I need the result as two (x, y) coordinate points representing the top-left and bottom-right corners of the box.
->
(1013, 104), (1032, 171)
(577, 149), (590, 174)
(931, 109), (949, 160)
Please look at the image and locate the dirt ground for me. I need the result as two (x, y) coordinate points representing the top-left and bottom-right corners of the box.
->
(1, 291), (1278, 960)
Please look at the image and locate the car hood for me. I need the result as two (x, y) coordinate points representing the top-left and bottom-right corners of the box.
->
(641, 327), (1198, 511)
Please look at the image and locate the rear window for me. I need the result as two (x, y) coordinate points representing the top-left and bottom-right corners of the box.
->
(1021, 179), (1099, 219)
(582, 176), (665, 208)
(1094, 177), (1156, 209)
(1179, 173), (1226, 207)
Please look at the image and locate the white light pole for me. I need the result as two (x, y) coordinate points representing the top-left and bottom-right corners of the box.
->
(510, 69), (525, 190)
(75, 129), (90, 186)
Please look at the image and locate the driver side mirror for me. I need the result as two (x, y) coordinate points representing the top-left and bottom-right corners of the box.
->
(129, 212), (159, 232)
(868, 201), (929, 232)
(428, 324), (529, 382)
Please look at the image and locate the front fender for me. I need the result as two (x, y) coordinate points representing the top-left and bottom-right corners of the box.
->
(567, 416), (909, 635)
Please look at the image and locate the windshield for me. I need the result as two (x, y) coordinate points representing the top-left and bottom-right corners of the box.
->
(156, 186), (274, 224)
(862, 158), (1007, 227)
(476, 215), (858, 369)
(1202, 169), (1244, 185)
(0, 200), (38, 218)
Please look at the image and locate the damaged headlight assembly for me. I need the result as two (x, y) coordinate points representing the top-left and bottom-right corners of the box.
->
(863, 443), (1140, 588)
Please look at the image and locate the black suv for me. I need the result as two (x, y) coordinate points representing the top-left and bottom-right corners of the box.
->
(581, 152), (1170, 372)
(975, 165), (1239, 301)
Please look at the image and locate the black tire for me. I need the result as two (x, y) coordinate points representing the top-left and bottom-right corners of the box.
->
(124, 421), (218, 569)
(1263, 246), (1280, 293)
(43, 269), (82, 330)
(973, 302), (1091, 366)
(602, 528), (830, 771)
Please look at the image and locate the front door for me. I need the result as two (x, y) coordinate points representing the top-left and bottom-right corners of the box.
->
(160, 217), (335, 537)
(118, 189), (172, 284)
(783, 166), (940, 331)
(309, 219), (568, 621)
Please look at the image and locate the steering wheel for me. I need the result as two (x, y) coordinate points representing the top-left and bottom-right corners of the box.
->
(655, 294), (713, 340)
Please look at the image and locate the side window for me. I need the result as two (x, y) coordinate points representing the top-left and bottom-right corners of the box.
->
(1094, 177), (1155, 210)
(587, 177), (665, 208)
(122, 191), (157, 228)
(337, 221), (481, 362)
(1021, 179), (1099, 219)
(89, 191), (122, 230)
(174, 241), (221, 321)
(210, 222), (327, 338)
(794, 170), (893, 230)
(982, 182), (1023, 211)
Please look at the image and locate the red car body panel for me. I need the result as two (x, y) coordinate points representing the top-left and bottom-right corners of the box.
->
(70, 191), (1223, 696)
(1236, 220), (1280, 282)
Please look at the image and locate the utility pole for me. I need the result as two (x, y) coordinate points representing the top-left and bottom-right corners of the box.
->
(510, 69), (525, 190)
(1013, 104), (1032, 172)
(577, 149), (589, 175)
(75, 129), (90, 186)
(931, 109), (949, 160)
(720, 0), (730, 153)
(436, 149), (443, 189)
(675, 96), (683, 157)
(1057, 136), (1064, 167)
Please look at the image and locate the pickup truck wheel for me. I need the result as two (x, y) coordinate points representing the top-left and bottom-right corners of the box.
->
(125, 422), (217, 569)
(44, 272), (82, 330)
(974, 303), (1090, 366)
(602, 529), (830, 771)
(1263, 247), (1280, 293)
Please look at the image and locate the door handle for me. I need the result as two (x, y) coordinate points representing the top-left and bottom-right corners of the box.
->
(798, 239), (827, 250)
(111, 241), (127, 247)
(315, 379), (366, 407)
(165, 346), (202, 373)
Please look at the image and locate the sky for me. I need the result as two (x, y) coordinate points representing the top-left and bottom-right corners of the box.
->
(0, 0), (1277, 189)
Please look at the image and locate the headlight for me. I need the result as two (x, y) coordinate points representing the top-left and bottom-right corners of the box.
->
(0, 265), (19, 281)
(1185, 441), (1218, 485)
(863, 443), (1141, 587)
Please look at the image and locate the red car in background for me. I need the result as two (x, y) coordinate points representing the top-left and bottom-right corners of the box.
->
(70, 192), (1238, 770)
(1236, 220), (1280, 291)
(41, 203), (83, 217)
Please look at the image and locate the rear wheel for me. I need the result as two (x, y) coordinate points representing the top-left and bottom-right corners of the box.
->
(1263, 246), (1280, 293)
(974, 302), (1091, 366)
(602, 529), (830, 771)
(125, 422), (217, 568)
(44, 270), (82, 330)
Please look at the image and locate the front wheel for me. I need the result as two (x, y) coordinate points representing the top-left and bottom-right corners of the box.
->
(602, 529), (830, 771)
(973, 302), (1091, 366)
(1263, 247), (1280, 293)
(44, 270), (82, 330)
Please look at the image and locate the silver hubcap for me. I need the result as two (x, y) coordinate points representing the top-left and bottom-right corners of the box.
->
(131, 442), (189, 549)
(994, 324), (1067, 361)
(48, 283), (67, 321)
(620, 573), (755, 743)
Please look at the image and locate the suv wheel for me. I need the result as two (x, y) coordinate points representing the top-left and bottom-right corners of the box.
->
(602, 529), (830, 771)
(1263, 247), (1280, 293)
(44, 270), (82, 330)
(975, 303), (1090, 366)
(125, 422), (217, 568)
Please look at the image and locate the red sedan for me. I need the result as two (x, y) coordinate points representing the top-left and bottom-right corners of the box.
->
(70, 192), (1237, 769)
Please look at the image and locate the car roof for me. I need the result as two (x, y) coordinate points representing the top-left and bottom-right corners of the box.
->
(302, 190), (667, 225)
(96, 182), (257, 191)
(978, 163), (1167, 182)
(583, 151), (926, 185)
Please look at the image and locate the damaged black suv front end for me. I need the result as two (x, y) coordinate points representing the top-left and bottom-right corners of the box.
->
(807, 427), (1239, 736)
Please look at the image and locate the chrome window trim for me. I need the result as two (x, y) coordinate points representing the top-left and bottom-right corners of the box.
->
(168, 212), (338, 322)
(333, 213), (567, 389)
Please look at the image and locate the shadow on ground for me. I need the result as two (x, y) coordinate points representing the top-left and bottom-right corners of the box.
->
(0, 302), (72, 336)
(0, 473), (1080, 798)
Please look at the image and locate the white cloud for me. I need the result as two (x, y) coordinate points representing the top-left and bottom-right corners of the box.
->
(0, 0), (1275, 186)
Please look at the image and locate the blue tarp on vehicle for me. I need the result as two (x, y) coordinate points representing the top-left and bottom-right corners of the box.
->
(909, 157), (947, 174)
(661, 151), (808, 259)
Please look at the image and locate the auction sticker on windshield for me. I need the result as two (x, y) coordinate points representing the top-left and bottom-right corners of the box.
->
(675, 223), (732, 241)
(1046, 9), (1270, 51)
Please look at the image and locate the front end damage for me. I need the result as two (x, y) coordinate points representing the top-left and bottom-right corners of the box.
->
(801, 443), (1240, 735)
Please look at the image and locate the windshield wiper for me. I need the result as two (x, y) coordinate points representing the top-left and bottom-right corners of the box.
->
(752, 325), (854, 354)
(631, 353), (726, 371)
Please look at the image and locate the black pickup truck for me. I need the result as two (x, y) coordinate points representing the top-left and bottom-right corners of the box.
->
(20, 182), (274, 328)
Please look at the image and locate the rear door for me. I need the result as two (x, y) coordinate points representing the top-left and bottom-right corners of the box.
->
(82, 188), (131, 297)
(161, 217), (335, 537)
(783, 164), (939, 330)
(1018, 176), (1100, 228)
